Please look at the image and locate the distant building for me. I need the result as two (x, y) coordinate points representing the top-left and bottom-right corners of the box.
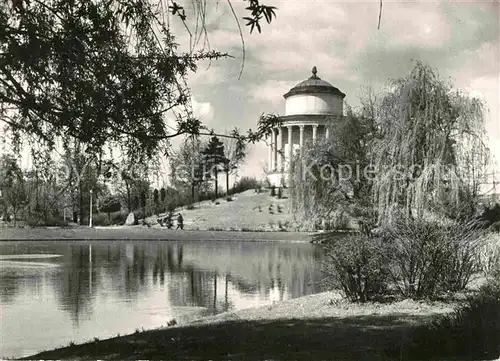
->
(266, 66), (346, 187)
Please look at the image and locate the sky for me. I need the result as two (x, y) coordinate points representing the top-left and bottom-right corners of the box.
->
(168, 0), (499, 188)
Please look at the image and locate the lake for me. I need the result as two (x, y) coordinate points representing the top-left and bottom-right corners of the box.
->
(0, 240), (325, 358)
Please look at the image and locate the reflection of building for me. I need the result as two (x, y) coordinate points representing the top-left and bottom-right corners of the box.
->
(267, 66), (346, 187)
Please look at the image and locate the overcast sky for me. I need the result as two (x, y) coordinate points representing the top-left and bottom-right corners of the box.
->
(172, 0), (499, 185)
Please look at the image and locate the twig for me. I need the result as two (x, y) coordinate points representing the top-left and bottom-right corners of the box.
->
(377, 0), (383, 30)
(227, 0), (245, 80)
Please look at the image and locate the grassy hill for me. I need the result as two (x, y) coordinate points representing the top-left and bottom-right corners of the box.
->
(148, 190), (294, 231)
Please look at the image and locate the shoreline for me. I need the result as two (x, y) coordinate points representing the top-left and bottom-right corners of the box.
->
(24, 291), (460, 360)
(0, 227), (317, 242)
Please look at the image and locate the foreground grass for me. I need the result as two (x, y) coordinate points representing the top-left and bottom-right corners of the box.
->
(26, 314), (446, 361)
(24, 291), (481, 361)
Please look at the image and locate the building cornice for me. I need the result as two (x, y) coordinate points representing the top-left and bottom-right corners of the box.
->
(283, 86), (346, 99)
(278, 114), (344, 127)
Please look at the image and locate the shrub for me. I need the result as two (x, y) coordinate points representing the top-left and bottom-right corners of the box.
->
(384, 217), (484, 299)
(322, 235), (390, 302)
(99, 196), (121, 219)
(232, 176), (260, 194)
(478, 232), (500, 277)
(110, 211), (127, 225)
(186, 203), (195, 210)
(490, 220), (500, 233)
(166, 202), (177, 212)
(26, 216), (69, 227)
(330, 210), (351, 230)
(133, 210), (145, 224)
(226, 196), (233, 202)
(91, 213), (109, 226)
(411, 266), (500, 359)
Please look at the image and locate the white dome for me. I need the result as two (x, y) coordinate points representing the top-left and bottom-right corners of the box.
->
(283, 67), (345, 116)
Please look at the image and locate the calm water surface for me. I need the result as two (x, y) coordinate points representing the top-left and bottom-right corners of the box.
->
(0, 240), (325, 358)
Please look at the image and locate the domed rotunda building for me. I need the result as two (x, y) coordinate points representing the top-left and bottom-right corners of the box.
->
(266, 66), (346, 187)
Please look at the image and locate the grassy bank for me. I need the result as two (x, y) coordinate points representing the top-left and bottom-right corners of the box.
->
(25, 291), (465, 361)
(147, 189), (293, 231)
(0, 227), (313, 242)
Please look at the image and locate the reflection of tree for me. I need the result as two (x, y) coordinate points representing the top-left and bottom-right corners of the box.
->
(53, 244), (97, 325)
(231, 278), (259, 294)
(0, 270), (23, 303)
(124, 244), (148, 295)
(152, 248), (163, 286)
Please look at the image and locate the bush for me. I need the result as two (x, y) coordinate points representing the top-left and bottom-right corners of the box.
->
(478, 232), (500, 277)
(26, 216), (69, 227)
(166, 203), (177, 212)
(99, 196), (121, 215)
(383, 217), (484, 299)
(411, 266), (500, 359)
(232, 176), (260, 194)
(322, 235), (390, 302)
(91, 213), (109, 226)
(490, 220), (500, 232)
(110, 211), (127, 225)
(133, 210), (144, 224)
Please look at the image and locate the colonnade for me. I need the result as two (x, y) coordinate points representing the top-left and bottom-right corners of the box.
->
(268, 124), (330, 172)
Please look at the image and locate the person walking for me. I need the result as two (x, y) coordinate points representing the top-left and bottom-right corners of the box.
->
(176, 213), (184, 230)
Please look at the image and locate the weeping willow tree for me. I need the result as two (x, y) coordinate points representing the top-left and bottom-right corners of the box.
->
(373, 62), (490, 225)
(289, 105), (377, 230)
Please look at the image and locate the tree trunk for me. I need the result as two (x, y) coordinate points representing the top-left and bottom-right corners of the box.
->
(214, 167), (218, 199)
(79, 183), (83, 225)
(226, 169), (230, 197)
(191, 183), (195, 204)
(125, 182), (131, 211)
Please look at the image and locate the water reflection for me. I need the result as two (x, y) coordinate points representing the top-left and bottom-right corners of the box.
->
(0, 240), (324, 358)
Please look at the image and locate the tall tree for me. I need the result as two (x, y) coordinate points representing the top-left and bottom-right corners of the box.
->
(160, 187), (166, 211)
(372, 62), (490, 224)
(170, 137), (207, 204)
(202, 136), (225, 199)
(0, 154), (27, 225)
(222, 130), (247, 197)
(153, 188), (159, 214)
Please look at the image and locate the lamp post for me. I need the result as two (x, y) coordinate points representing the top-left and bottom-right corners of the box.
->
(89, 189), (93, 228)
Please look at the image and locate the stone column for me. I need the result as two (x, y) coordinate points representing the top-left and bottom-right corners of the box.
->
(299, 125), (304, 155)
(287, 125), (293, 170)
(272, 128), (277, 171)
(312, 125), (318, 144)
(268, 131), (273, 172)
(277, 127), (283, 171)
(325, 126), (329, 139)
